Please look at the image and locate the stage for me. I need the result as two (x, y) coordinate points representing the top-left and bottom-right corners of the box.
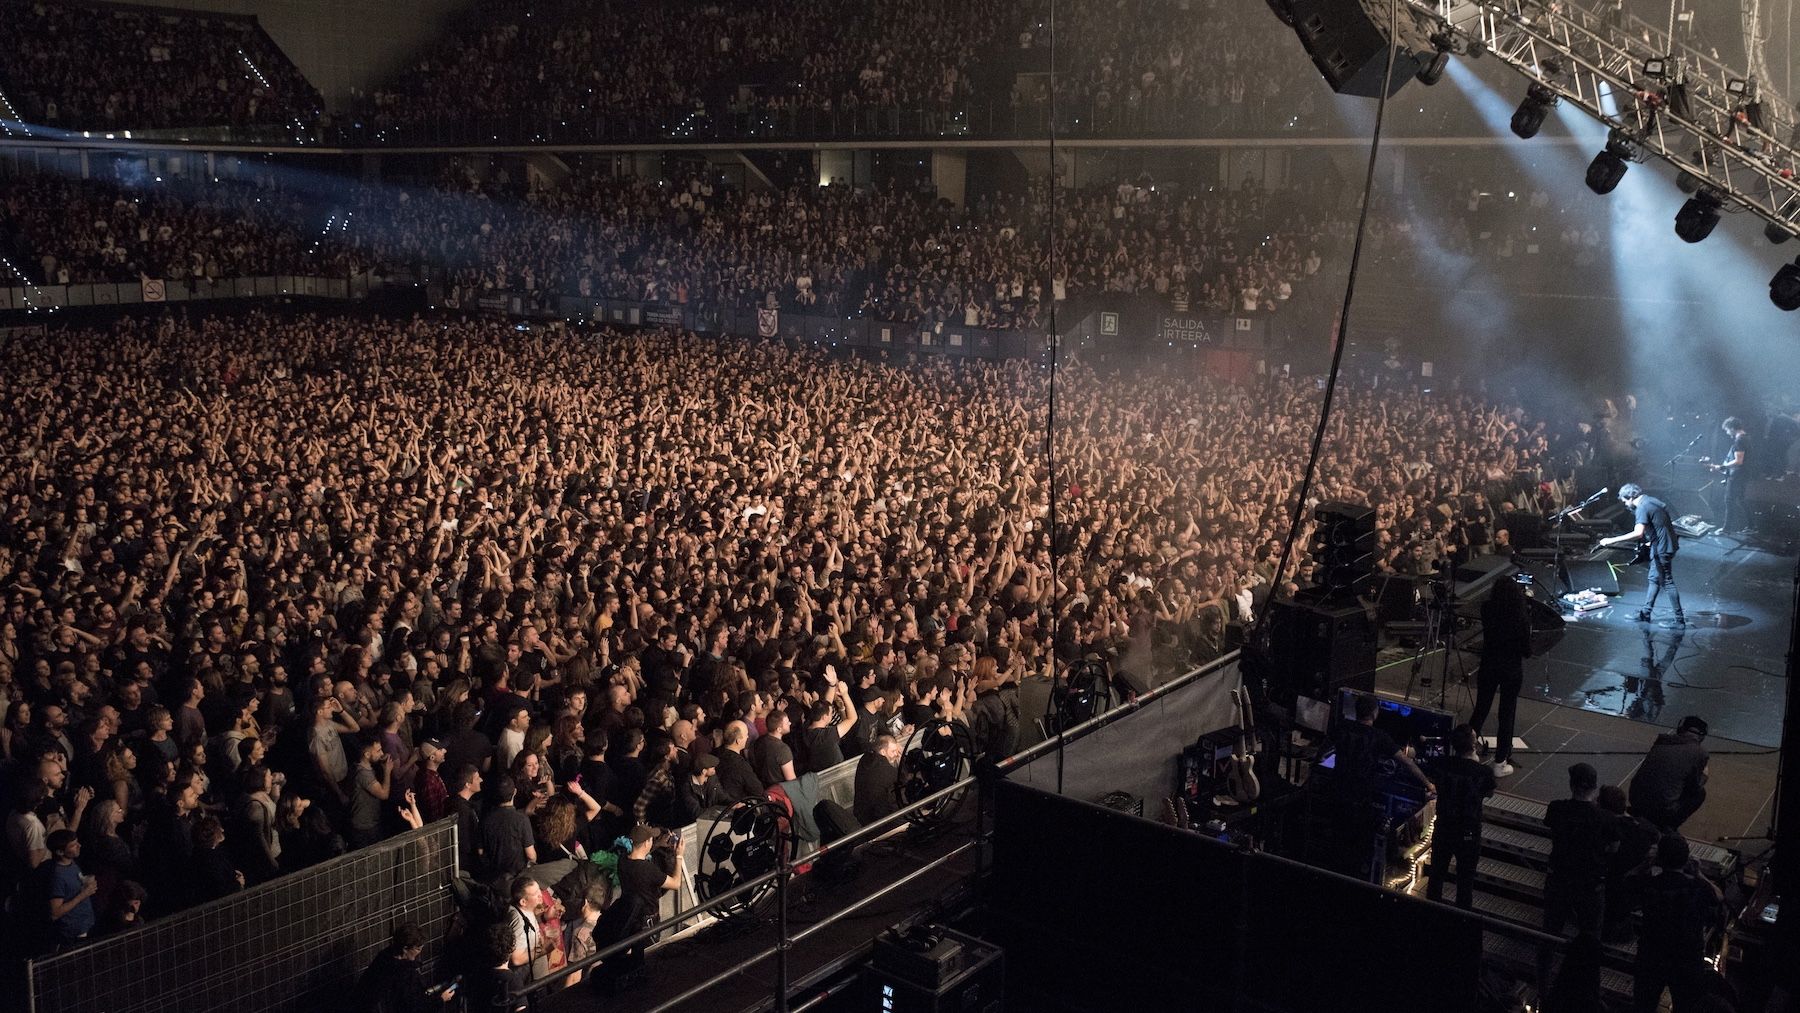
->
(1379, 530), (1792, 848)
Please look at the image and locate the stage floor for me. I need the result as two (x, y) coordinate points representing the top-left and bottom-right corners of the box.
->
(1379, 531), (1791, 850)
(1513, 532), (1792, 748)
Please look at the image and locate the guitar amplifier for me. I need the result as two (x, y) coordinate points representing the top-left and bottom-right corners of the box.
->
(1178, 731), (1239, 804)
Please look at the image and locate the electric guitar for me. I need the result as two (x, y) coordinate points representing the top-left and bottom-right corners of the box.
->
(1588, 533), (1649, 566)
(1699, 455), (1742, 478)
(1162, 795), (1191, 830)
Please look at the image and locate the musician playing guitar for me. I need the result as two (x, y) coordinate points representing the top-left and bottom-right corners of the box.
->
(1709, 417), (1751, 535)
(1599, 484), (1685, 626)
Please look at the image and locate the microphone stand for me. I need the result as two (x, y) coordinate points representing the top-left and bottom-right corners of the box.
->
(1663, 431), (1706, 470)
(1548, 487), (1610, 603)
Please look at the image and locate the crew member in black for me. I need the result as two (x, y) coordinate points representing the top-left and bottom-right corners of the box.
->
(1426, 725), (1496, 909)
(1539, 762), (1618, 987)
(353, 922), (453, 1012)
(1628, 715), (1710, 832)
(1473, 575), (1532, 778)
(1600, 484), (1684, 626)
(1625, 835), (1727, 1013)
(1323, 693), (1435, 883)
(1598, 785), (1661, 943)
(1710, 416), (1752, 535)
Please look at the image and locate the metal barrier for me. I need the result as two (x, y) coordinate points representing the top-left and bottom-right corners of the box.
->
(26, 818), (459, 1013)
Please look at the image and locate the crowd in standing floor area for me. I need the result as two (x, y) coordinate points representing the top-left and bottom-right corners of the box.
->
(0, 307), (1578, 963)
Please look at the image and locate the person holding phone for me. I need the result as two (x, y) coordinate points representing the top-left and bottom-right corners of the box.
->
(353, 922), (456, 1012)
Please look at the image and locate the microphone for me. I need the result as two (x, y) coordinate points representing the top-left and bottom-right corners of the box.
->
(1578, 487), (1609, 506)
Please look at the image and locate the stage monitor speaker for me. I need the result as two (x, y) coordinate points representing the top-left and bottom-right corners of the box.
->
(1561, 559), (1619, 595)
(1583, 499), (1631, 526)
(1526, 594), (1567, 655)
(1452, 554), (1518, 600)
(1263, 598), (1377, 703)
(1283, 0), (1429, 97)
(1373, 574), (1420, 624)
(1501, 510), (1547, 549)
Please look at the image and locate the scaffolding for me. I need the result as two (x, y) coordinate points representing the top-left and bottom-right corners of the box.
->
(1418, 0), (1800, 241)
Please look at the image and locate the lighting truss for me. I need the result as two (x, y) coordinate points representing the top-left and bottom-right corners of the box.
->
(1418, 0), (1800, 241)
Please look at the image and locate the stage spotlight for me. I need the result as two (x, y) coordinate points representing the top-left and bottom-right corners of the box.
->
(1585, 131), (1637, 195)
(1673, 191), (1724, 243)
(1511, 83), (1557, 139)
(1642, 57), (1668, 77)
(1726, 77), (1750, 95)
(1765, 221), (1791, 245)
(1771, 259), (1800, 310)
(1416, 31), (1455, 84)
(1675, 151), (1705, 193)
(1586, 150), (1627, 194)
(1417, 49), (1450, 86)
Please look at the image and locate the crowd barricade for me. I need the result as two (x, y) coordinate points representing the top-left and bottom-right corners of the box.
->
(27, 819), (459, 1013)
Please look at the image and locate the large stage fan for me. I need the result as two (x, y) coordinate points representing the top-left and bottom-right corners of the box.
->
(694, 798), (788, 922)
(898, 719), (975, 829)
(1046, 655), (1116, 736)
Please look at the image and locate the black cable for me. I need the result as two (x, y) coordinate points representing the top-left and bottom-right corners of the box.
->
(1255, 0), (1404, 644)
(1046, 0), (1064, 798)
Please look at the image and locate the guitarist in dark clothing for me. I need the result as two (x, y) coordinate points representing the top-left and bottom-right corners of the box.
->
(1710, 417), (1752, 535)
(1426, 725), (1496, 909)
(1600, 484), (1684, 626)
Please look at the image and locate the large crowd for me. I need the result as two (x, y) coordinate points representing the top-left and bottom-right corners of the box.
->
(0, 153), (1633, 332)
(0, 0), (1651, 147)
(353, 0), (1024, 143)
(0, 175), (372, 285)
(0, 307), (1567, 963)
(340, 172), (1338, 324)
(0, 165), (1342, 323)
(348, 0), (1352, 144)
(0, 0), (319, 133)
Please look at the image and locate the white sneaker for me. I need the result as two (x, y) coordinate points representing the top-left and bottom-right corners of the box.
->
(1492, 761), (1515, 777)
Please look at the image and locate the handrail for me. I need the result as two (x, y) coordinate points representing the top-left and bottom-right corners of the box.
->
(639, 841), (980, 1013)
